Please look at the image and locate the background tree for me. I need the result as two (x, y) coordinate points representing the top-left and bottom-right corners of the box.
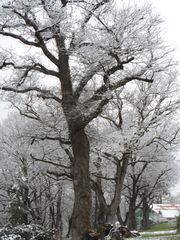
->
(0, 113), (73, 239)
(89, 69), (180, 228)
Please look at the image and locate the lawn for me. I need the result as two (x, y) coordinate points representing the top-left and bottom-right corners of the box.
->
(138, 222), (178, 239)
(142, 222), (176, 232)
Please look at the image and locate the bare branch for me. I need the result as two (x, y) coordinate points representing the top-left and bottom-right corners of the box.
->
(74, 65), (102, 100)
(47, 169), (72, 179)
(2, 6), (59, 66)
(0, 30), (38, 47)
(30, 136), (70, 145)
(1, 86), (62, 103)
(86, 71), (153, 105)
(82, 97), (110, 127)
(91, 172), (116, 181)
(30, 153), (70, 169)
(82, 0), (111, 28)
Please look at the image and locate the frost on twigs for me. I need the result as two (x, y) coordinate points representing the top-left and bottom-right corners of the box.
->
(0, 224), (53, 240)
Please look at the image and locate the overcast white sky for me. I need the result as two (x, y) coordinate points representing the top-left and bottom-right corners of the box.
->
(140, 0), (180, 51)
(0, 0), (180, 193)
(137, 0), (180, 195)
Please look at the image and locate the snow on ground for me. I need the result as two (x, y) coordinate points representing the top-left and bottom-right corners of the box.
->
(140, 230), (177, 235)
(133, 237), (180, 240)
(128, 233), (180, 239)
(127, 230), (180, 240)
(1, 234), (21, 240)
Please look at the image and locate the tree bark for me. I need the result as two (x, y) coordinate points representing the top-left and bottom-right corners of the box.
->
(91, 150), (131, 226)
(142, 196), (150, 229)
(127, 200), (137, 230)
(55, 185), (63, 240)
(117, 206), (126, 225)
(70, 129), (91, 239)
(56, 32), (92, 239)
(91, 168), (108, 224)
(107, 150), (131, 223)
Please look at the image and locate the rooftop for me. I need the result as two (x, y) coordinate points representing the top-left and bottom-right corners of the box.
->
(152, 204), (180, 219)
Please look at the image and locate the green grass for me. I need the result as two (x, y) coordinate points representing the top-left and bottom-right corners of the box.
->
(142, 233), (176, 238)
(143, 222), (176, 232)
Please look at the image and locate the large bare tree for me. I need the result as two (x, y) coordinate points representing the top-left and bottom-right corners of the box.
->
(0, 0), (176, 238)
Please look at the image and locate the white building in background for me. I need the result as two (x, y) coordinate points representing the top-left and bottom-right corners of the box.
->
(151, 204), (180, 220)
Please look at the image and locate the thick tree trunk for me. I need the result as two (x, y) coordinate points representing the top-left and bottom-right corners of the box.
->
(117, 206), (126, 225)
(91, 150), (131, 226)
(107, 151), (131, 223)
(127, 200), (137, 230)
(61, 87), (92, 238)
(70, 129), (91, 239)
(58, 32), (92, 238)
(96, 201), (108, 224)
(92, 170), (108, 225)
(55, 185), (63, 240)
(142, 197), (150, 229)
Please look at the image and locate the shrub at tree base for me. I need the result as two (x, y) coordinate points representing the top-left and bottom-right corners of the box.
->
(0, 224), (53, 240)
